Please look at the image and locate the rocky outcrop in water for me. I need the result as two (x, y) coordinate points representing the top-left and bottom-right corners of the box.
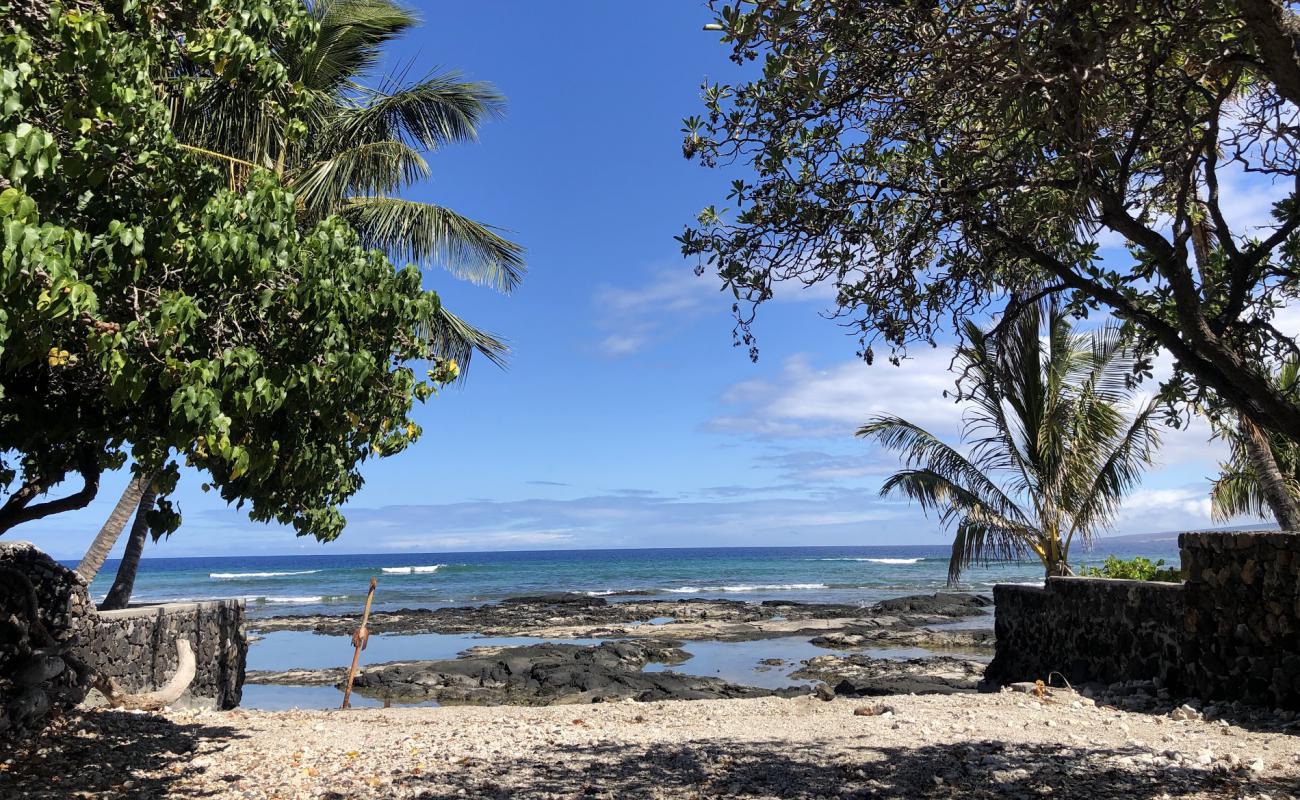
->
(253, 592), (994, 644)
(345, 640), (808, 705)
(810, 627), (994, 652)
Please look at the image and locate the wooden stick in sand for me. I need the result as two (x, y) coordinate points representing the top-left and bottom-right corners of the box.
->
(341, 577), (378, 709)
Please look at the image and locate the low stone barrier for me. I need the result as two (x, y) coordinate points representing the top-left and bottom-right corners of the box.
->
(985, 577), (1184, 689)
(986, 531), (1300, 709)
(78, 600), (247, 710)
(1180, 532), (1300, 708)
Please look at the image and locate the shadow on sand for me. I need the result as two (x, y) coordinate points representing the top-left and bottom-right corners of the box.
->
(1, 708), (1294, 799)
(0, 710), (243, 799)
(385, 737), (1285, 800)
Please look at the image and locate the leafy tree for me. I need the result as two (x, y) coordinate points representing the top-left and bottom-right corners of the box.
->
(0, 2), (459, 552)
(177, 0), (524, 367)
(682, 0), (1300, 445)
(86, 0), (523, 596)
(858, 303), (1161, 581)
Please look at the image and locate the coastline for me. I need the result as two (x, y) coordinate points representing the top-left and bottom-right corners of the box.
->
(242, 592), (997, 707)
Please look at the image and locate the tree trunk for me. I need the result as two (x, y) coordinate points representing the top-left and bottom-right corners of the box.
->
(1239, 416), (1300, 530)
(75, 473), (152, 584)
(98, 489), (157, 611)
(1044, 559), (1074, 578)
(1236, 0), (1300, 108)
(94, 639), (195, 711)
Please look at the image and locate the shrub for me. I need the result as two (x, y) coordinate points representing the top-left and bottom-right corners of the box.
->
(1080, 556), (1182, 582)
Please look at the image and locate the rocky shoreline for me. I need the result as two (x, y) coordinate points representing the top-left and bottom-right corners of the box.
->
(251, 591), (994, 641)
(246, 591), (998, 706)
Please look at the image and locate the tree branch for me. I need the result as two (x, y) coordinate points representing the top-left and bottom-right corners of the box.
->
(0, 453), (102, 536)
(1236, 0), (1300, 108)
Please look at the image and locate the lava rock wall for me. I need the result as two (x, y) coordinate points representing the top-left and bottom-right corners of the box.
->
(0, 542), (95, 737)
(1180, 532), (1300, 709)
(78, 600), (247, 710)
(985, 577), (1184, 690)
(987, 531), (1300, 709)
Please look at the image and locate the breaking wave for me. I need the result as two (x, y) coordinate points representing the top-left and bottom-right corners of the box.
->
(666, 583), (828, 593)
(209, 570), (320, 579)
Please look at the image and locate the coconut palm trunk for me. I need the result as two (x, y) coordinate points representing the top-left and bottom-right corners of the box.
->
(98, 489), (158, 610)
(1238, 416), (1300, 531)
(75, 473), (153, 584)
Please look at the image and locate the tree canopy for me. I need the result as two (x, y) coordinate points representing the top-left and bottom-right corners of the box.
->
(176, 0), (524, 369)
(682, 0), (1300, 442)
(0, 1), (459, 540)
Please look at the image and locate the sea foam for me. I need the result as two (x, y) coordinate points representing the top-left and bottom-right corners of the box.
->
(209, 570), (320, 579)
(814, 557), (924, 564)
(381, 564), (444, 575)
(666, 583), (828, 593)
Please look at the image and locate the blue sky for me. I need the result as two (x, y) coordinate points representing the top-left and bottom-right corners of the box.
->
(18, 2), (1272, 559)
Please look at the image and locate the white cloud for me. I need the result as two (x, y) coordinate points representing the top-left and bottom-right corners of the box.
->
(383, 530), (578, 550)
(592, 265), (720, 356)
(709, 350), (966, 439)
(1110, 487), (1221, 535)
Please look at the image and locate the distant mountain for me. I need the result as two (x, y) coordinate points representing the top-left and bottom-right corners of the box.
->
(1103, 522), (1279, 544)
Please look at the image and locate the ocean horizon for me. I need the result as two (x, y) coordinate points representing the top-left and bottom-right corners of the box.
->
(76, 541), (1182, 619)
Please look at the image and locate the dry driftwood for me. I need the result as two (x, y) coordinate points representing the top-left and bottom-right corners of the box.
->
(95, 638), (196, 711)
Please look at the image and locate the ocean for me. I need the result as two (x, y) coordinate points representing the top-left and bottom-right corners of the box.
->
(78, 543), (1180, 709)
(81, 542), (1181, 618)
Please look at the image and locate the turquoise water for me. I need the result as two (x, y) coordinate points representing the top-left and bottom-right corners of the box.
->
(78, 544), (1179, 709)
(81, 543), (1180, 619)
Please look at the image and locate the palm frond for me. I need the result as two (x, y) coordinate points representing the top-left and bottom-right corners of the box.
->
(1066, 395), (1162, 542)
(957, 321), (1038, 496)
(176, 144), (261, 190)
(337, 73), (505, 151)
(876, 468), (1039, 582)
(420, 304), (509, 370)
(342, 196), (525, 292)
(1209, 466), (1272, 522)
(859, 416), (1028, 519)
(949, 516), (1038, 584)
(299, 0), (419, 92)
(292, 140), (429, 217)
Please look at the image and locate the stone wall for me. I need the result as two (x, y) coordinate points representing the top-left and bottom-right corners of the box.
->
(986, 531), (1300, 709)
(984, 578), (1184, 690)
(78, 600), (247, 710)
(1180, 532), (1300, 709)
(0, 542), (94, 736)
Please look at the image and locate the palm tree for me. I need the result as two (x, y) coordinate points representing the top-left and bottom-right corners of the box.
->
(1210, 359), (1300, 528)
(77, 0), (524, 593)
(175, 0), (524, 366)
(857, 303), (1162, 582)
(98, 487), (158, 610)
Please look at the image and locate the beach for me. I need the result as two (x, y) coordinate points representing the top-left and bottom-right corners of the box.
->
(6, 692), (1299, 799)
(5, 553), (1300, 799)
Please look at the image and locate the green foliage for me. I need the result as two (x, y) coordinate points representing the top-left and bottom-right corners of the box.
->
(858, 303), (1161, 582)
(0, 1), (454, 540)
(1080, 556), (1182, 583)
(178, 0), (524, 369)
(683, 1), (1300, 443)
